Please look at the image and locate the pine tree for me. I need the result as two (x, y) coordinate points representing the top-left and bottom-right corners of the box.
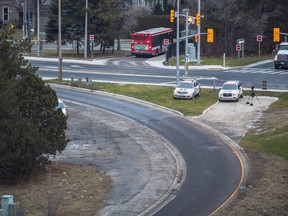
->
(0, 25), (67, 184)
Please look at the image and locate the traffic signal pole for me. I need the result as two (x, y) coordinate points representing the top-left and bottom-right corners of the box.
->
(196, 0), (201, 65)
(183, 9), (189, 76)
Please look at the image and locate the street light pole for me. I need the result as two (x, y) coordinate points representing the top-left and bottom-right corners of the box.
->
(58, 0), (62, 83)
(176, 0), (180, 85)
(37, 0), (40, 57)
(84, 0), (88, 58)
(196, 0), (201, 65)
(183, 9), (189, 76)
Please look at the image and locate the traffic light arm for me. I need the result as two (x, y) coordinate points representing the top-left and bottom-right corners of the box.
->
(179, 32), (207, 41)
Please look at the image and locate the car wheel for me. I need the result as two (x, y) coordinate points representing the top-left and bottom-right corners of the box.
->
(275, 64), (280, 69)
(197, 90), (201, 97)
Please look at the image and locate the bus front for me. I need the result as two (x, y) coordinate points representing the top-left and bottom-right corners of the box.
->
(131, 33), (153, 56)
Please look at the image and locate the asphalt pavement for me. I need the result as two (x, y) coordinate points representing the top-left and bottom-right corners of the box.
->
(51, 82), (278, 216)
(34, 55), (281, 215)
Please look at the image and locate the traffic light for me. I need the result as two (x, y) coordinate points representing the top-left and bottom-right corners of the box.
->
(170, 9), (175, 23)
(273, 28), (280, 42)
(207, 28), (214, 43)
(196, 12), (201, 26)
(9, 24), (14, 30)
(7, 23), (15, 34)
(194, 35), (199, 43)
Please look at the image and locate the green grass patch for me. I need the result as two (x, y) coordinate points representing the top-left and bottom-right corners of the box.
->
(240, 91), (288, 160)
(241, 125), (288, 160)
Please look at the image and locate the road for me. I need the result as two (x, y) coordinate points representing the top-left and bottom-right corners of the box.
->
(54, 86), (243, 216)
(24, 56), (285, 215)
(26, 56), (288, 90)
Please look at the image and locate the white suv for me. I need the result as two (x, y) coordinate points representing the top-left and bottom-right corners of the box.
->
(218, 80), (243, 102)
(173, 79), (201, 100)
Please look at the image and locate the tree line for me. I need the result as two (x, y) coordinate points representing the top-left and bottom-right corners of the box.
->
(43, 0), (288, 56)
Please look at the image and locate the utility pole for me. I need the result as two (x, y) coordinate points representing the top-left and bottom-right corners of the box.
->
(37, 0), (40, 56)
(196, 0), (201, 65)
(58, 0), (62, 83)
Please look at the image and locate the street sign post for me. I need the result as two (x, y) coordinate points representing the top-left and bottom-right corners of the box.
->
(236, 38), (245, 59)
(257, 35), (262, 57)
(236, 44), (241, 59)
(163, 39), (169, 45)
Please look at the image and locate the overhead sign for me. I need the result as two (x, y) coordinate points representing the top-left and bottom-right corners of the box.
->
(236, 44), (241, 51)
(257, 35), (262, 42)
(89, 34), (94, 41)
(237, 38), (245, 44)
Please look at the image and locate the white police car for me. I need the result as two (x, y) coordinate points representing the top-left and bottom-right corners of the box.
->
(56, 98), (68, 117)
(218, 80), (244, 102)
(173, 79), (201, 100)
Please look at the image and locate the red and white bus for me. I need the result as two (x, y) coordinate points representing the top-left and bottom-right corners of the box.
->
(131, 27), (173, 56)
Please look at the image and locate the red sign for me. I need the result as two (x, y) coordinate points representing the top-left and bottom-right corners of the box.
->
(257, 35), (262, 42)
(163, 39), (169, 45)
(236, 44), (241, 51)
(89, 34), (94, 41)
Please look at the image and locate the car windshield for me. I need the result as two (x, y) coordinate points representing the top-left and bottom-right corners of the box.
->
(222, 84), (237, 90)
(56, 101), (65, 109)
(177, 82), (193, 89)
(279, 45), (288, 51)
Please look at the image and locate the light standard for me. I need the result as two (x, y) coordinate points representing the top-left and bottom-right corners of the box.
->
(84, 0), (88, 58)
(37, 0), (40, 56)
(176, 0), (180, 85)
(58, 0), (62, 83)
(183, 8), (189, 76)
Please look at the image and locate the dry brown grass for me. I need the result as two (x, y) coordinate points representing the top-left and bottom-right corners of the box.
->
(0, 163), (112, 216)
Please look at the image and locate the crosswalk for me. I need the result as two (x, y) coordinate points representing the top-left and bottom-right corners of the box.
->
(223, 67), (288, 75)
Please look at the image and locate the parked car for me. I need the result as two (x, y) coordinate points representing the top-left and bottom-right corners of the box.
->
(56, 98), (67, 117)
(218, 80), (244, 102)
(173, 79), (201, 100)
